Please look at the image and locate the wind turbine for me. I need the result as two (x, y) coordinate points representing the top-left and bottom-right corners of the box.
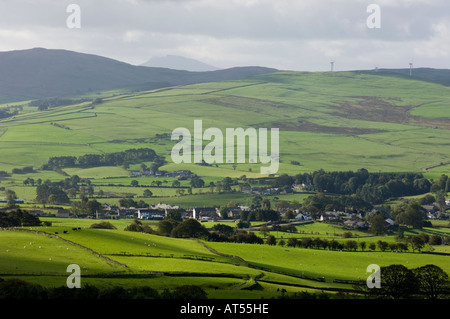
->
(409, 59), (414, 77)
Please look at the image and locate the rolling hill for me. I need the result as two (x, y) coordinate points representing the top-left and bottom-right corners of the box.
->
(0, 48), (278, 103)
(0, 69), (448, 182)
(357, 67), (450, 87)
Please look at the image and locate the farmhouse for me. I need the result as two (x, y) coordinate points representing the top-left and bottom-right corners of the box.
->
(193, 207), (219, 220)
(57, 209), (71, 218)
(385, 218), (397, 228)
(221, 206), (242, 219)
(295, 212), (312, 221)
(292, 183), (314, 191)
(344, 219), (368, 229)
(137, 208), (165, 220)
(319, 211), (344, 221)
(151, 203), (179, 210)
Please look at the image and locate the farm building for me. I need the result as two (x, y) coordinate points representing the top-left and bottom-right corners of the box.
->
(137, 208), (165, 220)
(193, 207), (219, 220)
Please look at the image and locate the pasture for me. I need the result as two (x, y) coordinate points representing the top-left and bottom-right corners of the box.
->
(0, 216), (449, 299)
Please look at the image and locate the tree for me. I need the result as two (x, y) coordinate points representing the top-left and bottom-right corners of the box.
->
(5, 189), (18, 208)
(0, 209), (41, 227)
(287, 238), (298, 248)
(143, 189), (153, 197)
(165, 209), (182, 221)
(71, 199), (102, 217)
(90, 221), (116, 229)
(368, 213), (387, 235)
(211, 224), (234, 237)
(266, 235), (276, 245)
(131, 180), (139, 187)
(119, 198), (137, 207)
(397, 202), (427, 229)
(344, 240), (358, 251)
(36, 183), (69, 204)
(261, 198), (271, 210)
(251, 195), (262, 209)
(190, 176), (205, 188)
(359, 241), (366, 251)
(158, 220), (178, 236)
(378, 264), (417, 299)
(377, 240), (389, 252)
(171, 180), (181, 188)
(410, 235), (425, 252)
(171, 219), (208, 238)
(413, 264), (450, 299)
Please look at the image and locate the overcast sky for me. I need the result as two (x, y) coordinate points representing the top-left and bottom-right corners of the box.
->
(0, 0), (449, 71)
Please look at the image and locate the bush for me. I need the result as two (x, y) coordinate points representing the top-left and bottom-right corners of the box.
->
(89, 221), (116, 229)
(124, 220), (154, 234)
(162, 285), (207, 299)
(429, 235), (443, 245)
(170, 219), (208, 238)
(0, 278), (46, 299)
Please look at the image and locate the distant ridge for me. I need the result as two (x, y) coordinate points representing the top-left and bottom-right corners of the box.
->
(0, 48), (278, 103)
(141, 55), (221, 72)
(355, 67), (450, 87)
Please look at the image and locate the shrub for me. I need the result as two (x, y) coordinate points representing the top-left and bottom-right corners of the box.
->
(429, 235), (443, 245)
(89, 221), (116, 229)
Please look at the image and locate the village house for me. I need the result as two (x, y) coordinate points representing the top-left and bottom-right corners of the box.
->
(137, 208), (165, 220)
(319, 211), (345, 221)
(295, 212), (312, 221)
(57, 209), (71, 218)
(292, 183), (314, 191)
(220, 206), (242, 219)
(192, 207), (219, 221)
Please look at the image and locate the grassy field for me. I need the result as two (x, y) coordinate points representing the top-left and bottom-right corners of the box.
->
(1, 72), (449, 176)
(1, 217), (449, 299)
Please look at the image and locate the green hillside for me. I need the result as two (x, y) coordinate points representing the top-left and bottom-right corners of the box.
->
(1, 71), (449, 175)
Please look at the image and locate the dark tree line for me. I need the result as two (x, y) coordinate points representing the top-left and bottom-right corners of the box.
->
(240, 209), (280, 222)
(0, 209), (42, 227)
(292, 169), (433, 204)
(355, 264), (449, 299)
(36, 181), (70, 204)
(0, 278), (207, 299)
(35, 175), (94, 204)
(0, 106), (19, 119)
(126, 218), (210, 239)
(29, 97), (89, 111)
(41, 148), (160, 170)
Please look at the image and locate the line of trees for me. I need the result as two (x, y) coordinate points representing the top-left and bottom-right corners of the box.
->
(355, 264), (449, 299)
(0, 278), (207, 299)
(28, 97), (89, 111)
(0, 209), (42, 227)
(283, 169), (447, 206)
(0, 106), (19, 119)
(41, 148), (160, 170)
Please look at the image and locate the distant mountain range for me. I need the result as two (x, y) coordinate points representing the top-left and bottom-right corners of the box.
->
(1, 48), (449, 104)
(140, 55), (221, 72)
(0, 48), (278, 103)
